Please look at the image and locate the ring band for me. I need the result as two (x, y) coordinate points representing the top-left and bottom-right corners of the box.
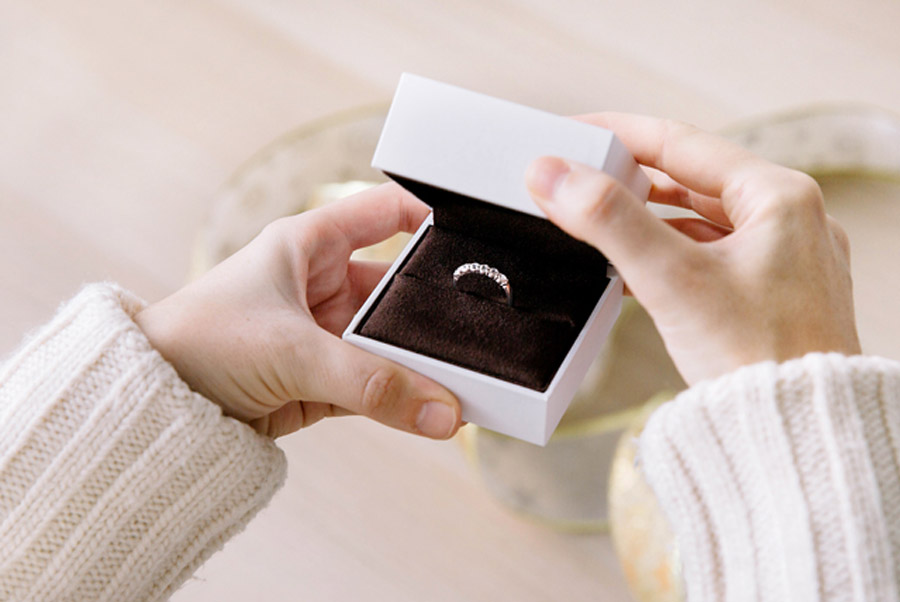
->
(453, 263), (513, 305)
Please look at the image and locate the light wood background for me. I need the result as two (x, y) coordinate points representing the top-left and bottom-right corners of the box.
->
(3, 1), (900, 601)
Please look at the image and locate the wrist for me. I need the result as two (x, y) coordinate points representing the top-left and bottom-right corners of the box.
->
(134, 298), (215, 407)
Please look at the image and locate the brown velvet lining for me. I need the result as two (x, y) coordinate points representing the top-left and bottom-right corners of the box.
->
(356, 175), (610, 391)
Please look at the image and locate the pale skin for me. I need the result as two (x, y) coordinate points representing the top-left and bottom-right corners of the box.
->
(135, 186), (463, 439)
(526, 113), (861, 386)
(137, 112), (860, 439)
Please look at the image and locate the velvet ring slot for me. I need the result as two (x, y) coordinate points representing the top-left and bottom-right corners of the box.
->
(356, 224), (609, 391)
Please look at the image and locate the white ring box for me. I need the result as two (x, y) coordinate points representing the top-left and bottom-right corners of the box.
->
(343, 74), (650, 445)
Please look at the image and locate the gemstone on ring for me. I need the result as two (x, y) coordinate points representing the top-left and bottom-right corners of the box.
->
(453, 262), (513, 305)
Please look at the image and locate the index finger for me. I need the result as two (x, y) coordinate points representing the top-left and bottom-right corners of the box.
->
(575, 113), (791, 226)
(317, 181), (431, 250)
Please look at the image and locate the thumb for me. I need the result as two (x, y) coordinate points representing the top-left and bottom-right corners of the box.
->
(525, 156), (692, 296)
(296, 330), (462, 440)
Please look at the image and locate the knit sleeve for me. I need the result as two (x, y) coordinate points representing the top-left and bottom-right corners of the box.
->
(0, 284), (287, 602)
(639, 353), (900, 602)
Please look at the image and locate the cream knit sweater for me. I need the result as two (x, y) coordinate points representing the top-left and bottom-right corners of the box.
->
(641, 354), (900, 601)
(1, 284), (898, 601)
(0, 285), (286, 601)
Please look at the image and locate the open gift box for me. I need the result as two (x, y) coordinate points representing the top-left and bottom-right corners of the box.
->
(343, 74), (650, 445)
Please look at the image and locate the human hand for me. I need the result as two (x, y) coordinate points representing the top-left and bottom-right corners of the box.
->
(135, 183), (461, 438)
(526, 113), (861, 386)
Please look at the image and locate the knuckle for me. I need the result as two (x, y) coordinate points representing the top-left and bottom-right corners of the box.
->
(776, 172), (825, 215)
(360, 367), (402, 416)
(260, 215), (294, 240)
(786, 171), (823, 200)
(827, 215), (852, 257)
(659, 119), (700, 159)
(752, 170), (826, 223)
(662, 118), (699, 139)
(259, 216), (302, 256)
(292, 402), (310, 431)
(262, 214), (321, 251)
(578, 176), (627, 224)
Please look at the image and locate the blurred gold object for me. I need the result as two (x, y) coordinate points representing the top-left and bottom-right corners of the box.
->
(191, 106), (394, 277)
(723, 105), (900, 179)
(608, 395), (682, 602)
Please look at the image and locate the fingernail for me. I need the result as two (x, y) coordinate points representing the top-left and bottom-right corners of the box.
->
(416, 401), (457, 439)
(525, 156), (571, 202)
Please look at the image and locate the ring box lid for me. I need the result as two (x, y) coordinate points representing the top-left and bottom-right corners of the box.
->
(373, 73), (651, 224)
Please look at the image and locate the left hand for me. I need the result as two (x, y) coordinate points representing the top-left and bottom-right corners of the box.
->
(135, 183), (462, 439)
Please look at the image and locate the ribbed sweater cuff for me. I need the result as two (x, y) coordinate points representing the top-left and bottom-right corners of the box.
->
(0, 283), (287, 602)
(640, 353), (900, 602)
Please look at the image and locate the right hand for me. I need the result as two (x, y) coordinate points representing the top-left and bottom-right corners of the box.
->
(525, 113), (861, 386)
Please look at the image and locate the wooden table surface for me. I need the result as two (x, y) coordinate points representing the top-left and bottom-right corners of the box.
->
(3, 2), (900, 600)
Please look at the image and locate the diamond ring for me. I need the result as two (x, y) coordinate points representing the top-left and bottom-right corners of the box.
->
(453, 263), (512, 306)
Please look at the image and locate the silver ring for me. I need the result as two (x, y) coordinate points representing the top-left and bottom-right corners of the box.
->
(453, 263), (513, 305)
